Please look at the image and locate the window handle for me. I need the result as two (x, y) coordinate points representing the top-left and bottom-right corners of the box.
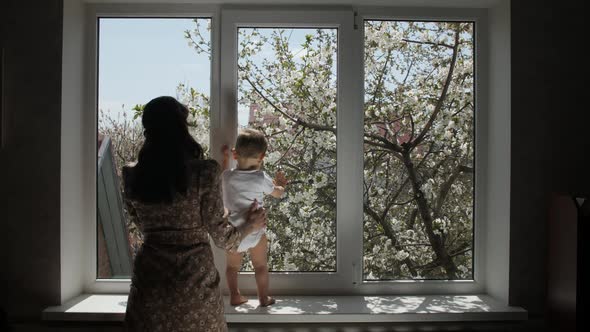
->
(352, 261), (361, 285)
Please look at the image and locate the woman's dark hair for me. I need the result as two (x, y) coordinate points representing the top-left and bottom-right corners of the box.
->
(125, 96), (203, 203)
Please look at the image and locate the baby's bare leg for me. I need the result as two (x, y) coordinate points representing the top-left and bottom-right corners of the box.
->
(249, 235), (275, 306)
(225, 250), (247, 306)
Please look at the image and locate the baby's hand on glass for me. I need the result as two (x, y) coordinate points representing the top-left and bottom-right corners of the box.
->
(274, 170), (288, 187)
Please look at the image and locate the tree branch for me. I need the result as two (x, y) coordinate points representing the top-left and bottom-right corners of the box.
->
(402, 38), (454, 49)
(370, 49), (393, 106)
(410, 28), (461, 149)
(401, 149), (458, 279)
(433, 164), (473, 218)
(272, 128), (305, 166)
(364, 203), (398, 248)
(364, 132), (403, 153)
(239, 65), (337, 134)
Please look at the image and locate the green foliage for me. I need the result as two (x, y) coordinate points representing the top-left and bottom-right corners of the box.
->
(132, 104), (144, 120)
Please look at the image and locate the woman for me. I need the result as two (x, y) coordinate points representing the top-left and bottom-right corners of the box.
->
(123, 96), (266, 331)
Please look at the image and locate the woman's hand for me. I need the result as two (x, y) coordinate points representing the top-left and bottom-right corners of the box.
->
(240, 200), (267, 235)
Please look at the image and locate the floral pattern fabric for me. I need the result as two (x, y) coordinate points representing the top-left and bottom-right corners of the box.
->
(123, 160), (241, 332)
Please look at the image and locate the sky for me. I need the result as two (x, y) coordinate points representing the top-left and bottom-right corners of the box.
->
(98, 18), (336, 126)
(98, 19), (471, 129)
(98, 18), (210, 120)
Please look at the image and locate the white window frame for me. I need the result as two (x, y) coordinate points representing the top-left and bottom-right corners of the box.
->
(84, 3), (221, 293)
(218, 7), (487, 295)
(217, 7), (362, 295)
(66, 1), (509, 299)
(356, 7), (488, 294)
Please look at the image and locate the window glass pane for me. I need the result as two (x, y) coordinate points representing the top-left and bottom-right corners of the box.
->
(97, 18), (211, 278)
(363, 21), (475, 280)
(237, 28), (337, 272)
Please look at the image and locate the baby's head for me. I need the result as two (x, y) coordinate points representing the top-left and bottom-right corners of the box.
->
(233, 129), (267, 170)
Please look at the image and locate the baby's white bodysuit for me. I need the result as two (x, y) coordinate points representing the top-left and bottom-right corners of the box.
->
(221, 168), (275, 252)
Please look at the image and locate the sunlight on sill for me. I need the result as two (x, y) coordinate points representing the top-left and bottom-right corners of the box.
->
(44, 294), (526, 323)
(226, 295), (502, 315)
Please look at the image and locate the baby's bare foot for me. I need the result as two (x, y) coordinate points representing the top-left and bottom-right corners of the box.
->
(259, 296), (276, 307)
(230, 295), (248, 306)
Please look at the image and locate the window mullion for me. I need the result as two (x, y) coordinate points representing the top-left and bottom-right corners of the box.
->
(336, 11), (365, 288)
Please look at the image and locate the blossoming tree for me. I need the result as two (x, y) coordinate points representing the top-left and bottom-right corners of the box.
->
(99, 19), (474, 279)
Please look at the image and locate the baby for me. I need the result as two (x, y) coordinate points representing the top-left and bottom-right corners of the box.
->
(221, 129), (287, 307)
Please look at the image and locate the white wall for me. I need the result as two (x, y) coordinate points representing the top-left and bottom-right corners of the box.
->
(61, 0), (89, 303)
(59, 0), (512, 301)
(484, 0), (511, 304)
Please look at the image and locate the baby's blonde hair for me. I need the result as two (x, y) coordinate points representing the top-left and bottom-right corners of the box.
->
(235, 129), (267, 158)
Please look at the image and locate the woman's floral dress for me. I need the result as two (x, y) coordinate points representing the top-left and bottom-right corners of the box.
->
(123, 160), (241, 332)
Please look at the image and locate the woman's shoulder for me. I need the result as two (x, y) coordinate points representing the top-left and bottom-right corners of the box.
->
(122, 162), (137, 175)
(121, 162), (139, 183)
(121, 162), (138, 198)
(188, 159), (220, 174)
(188, 159), (222, 187)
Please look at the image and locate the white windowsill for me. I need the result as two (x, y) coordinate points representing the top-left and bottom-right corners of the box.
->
(43, 294), (527, 323)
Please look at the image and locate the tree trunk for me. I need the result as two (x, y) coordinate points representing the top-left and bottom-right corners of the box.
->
(402, 149), (458, 279)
